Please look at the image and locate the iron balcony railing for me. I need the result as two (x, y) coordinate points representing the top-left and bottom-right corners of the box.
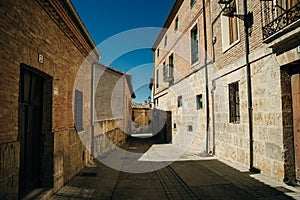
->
(261, 1), (300, 40)
(163, 64), (174, 82)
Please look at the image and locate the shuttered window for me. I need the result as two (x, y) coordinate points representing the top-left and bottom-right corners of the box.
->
(75, 89), (84, 131)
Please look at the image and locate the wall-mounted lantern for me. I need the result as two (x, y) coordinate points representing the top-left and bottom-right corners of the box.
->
(221, 0), (236, 17)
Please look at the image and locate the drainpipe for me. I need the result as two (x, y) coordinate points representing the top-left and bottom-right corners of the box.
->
(91, 61), (97, 157)
(211, 81), (216, 154)
(242, 0), (256, 172)
(202, 0), (210, 154)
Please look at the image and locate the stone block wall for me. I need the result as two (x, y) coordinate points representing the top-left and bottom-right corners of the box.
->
(153, 0), (300, 182)
(93, 119), (127, 158)
(132, 109), (151, 128)
(154, 67), (207, 154)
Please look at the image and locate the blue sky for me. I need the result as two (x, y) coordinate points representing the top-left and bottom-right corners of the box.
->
(71, 0), (175, 103)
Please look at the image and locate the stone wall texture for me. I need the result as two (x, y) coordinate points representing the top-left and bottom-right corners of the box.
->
(93, 64), (132, 159)
(154, 0), (300, 182)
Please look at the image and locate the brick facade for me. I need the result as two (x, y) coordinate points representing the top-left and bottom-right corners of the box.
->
(0, 0), (100, 198)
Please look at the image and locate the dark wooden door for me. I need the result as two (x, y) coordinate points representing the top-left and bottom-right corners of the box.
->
(19, 68), (44, 197)
(291, 74), (300, 180)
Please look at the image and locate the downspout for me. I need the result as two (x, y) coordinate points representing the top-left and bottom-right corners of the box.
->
(211, 81), (216, 154)
(203, 0), (210, 154)
(210, 2), (227, 155)
(242, 0), (256, 172)
(91, 61), (97, 157)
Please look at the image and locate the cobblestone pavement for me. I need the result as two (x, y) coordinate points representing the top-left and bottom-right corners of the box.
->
(51, 137), (300, 200)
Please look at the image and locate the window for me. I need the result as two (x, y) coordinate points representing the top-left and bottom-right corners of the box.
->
(175, 17), (179, 31)
(191, 0), (196, 7)
(229, 82), (240, 123)
(156, 69), (159, 88)
(190, 24), (199, 65)
(228, 1), (238, 45)
(75, 89), (83, 131)
(177, 95), (183, 107)
(164, 35), (168, 47)
(221, 0), (239, 49)
(276, 0), (298, 16)
(155, 98), (159, 106)
(157, 48), (160, 58)
(169, 54), (174, 78)
(196, 94), (203, 110)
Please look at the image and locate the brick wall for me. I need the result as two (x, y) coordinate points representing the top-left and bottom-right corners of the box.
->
(154, 0), (211, 95)
(0, 0), (98, 198)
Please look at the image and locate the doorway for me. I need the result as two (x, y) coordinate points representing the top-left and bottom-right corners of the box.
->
(18, 64), (53, 198)
(291, 73), (300, 180)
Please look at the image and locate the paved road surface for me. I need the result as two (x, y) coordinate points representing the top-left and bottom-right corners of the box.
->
(51, 137), (300, 200)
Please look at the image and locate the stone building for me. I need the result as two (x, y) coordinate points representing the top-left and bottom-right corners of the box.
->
(132, 102), (151, 132)
(152, 0), (212, 155)
(92, 64), (135, 157)
(153, 0), (300, 182)
(210, 0), (300, 182)
(0, 0), (100, 198)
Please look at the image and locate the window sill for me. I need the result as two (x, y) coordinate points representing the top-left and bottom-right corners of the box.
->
(190, 2), (196, 9)
(77, 129), (85, 134)
(191, 60), (200, 68)
(222, 39), (240, 54)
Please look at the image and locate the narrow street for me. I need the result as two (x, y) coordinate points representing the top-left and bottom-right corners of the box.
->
(51, 137), (300, 200)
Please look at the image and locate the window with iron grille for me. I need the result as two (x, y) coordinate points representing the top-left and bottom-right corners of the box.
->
(190, 24), (199, 65)
(163, 54), (174, 82)
(75, 89), (84, 131)
(229, 82), (240, 123)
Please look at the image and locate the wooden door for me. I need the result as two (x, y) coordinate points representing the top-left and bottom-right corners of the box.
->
(292, 74), (300, 180)
(19, 68), (44, 197)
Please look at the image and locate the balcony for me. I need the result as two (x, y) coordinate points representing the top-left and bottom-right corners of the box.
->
(261, 1), (300, 41)
(163, 64), (174, 82)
